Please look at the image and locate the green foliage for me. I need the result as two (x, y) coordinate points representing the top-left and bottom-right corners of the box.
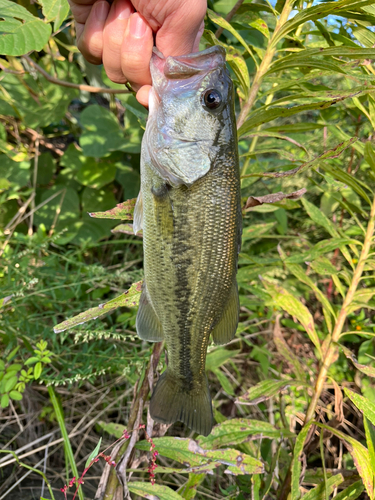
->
(1, 0), (375, 499)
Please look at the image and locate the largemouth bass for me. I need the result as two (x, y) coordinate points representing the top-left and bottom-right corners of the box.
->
(134, 45), (241, 436)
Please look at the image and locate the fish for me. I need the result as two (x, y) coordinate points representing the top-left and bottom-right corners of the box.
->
(134, 45), (241, 436)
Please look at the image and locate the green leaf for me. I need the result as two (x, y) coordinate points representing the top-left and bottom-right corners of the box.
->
(365, 142), (375, 174)
(302, 475), (344, 500)
(54, 281), (143, 333)
(272, 0), (375, 46)
(75, 157), (116, 189)
(34, 362), (42, 380)
(98, 421), (127, 439)
(242, 222), (276, 241)
(39, 0), (70, 30)
(85, 437), (102, 468)
(9, 390), (23, 401)
(0, 156), (31, 189)
(1, 393), (9, 408)
(273, 316), (307, 380)
(364, 417), (375, 476)
(4, 375), (17, 392)
(249, 18), (269, 38)
(300, 198), (338, 237)
(198, 418), (294, 449)
(321, 164), (372, 205)
(24, 357), (40, 366)
(214, 369), (235, 396)
(89, 198), (136, 220)
(310, 257), (338, 276)
(344, 388), (375, 427)
(207, 9), (257, 64)
(178, 474), (205, 500)
(0, 0), (52, 56)
(341, 346), (375, 378)
(333, 480), (364, 500)
(128, 482), (184, 500)
(291, 423), (312, 500)
(136, 437), (264, 474)
(263, 282), (322, 357)
(237, 379), (306, 405)
(316, 423), (374, 500)
(205, 349), (239, 371)
(79, 105), (127, 157)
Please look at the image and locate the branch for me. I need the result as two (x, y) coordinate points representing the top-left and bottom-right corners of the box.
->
(23, 56), (131, 94)
(95, 341), (164, 500)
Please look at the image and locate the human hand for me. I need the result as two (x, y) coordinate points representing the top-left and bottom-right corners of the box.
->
(68, 0), (207, 106)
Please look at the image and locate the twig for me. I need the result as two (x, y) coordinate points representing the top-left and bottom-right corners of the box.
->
(215, 0), (246, 38)
(23, 56), (131, 94)
(98, 342), (164, 500)
(28, 138), (39, 236)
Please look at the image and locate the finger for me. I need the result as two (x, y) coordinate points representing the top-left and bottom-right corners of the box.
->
(103, 0), (134, 83)
(68, 0), (96, 25)
(121, 13), (154, 91)
(77, 0), (110, 64)
(155, 1), (207, 57)
(136, 85), (151, 108)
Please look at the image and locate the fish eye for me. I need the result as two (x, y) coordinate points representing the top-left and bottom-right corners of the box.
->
(202, 89), (222, 110)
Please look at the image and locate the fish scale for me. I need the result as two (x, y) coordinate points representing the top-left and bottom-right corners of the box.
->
(134, 45), (241, 436)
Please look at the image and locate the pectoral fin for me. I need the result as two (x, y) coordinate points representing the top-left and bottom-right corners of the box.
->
(136, 285), (164, 342)
(211, 282), (239, 345)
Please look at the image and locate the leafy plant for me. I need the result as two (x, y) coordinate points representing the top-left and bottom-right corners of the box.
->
(1, 0), (375, 499)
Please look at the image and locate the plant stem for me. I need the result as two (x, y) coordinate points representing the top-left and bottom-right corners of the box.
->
(236, 0), (294, 130)
(278, 193), (375, 500)
(304, 193), (375, 424)
(97, 342), (164, 500)
(215, 0), (246, 38)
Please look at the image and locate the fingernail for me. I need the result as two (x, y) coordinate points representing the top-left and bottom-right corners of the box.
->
(115, 0), (132, 20)
(129, 13), (147, 38)
(96, 1), (110, 22)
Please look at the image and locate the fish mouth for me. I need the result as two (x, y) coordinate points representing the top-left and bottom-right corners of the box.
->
(151, 45), (226, 82)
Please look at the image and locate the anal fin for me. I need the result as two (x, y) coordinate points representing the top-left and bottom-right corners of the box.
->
(211, 281), (239, 345)
(136, 285), (164, 342)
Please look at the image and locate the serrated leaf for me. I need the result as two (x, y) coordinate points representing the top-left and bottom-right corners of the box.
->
(89, 199), (136, 220)
(85, 437), (102, 468)
(241, 139), (357, 178)
(198, 418), (294, 449)
(39, 0), (70, 30)
(136, 437), (263, 474)
(341, 346), (375, 378)
(237, 379), (306, 405)
(54, 281), (142, 333)
(0, 0), (52, 56)
(263, 281), (322, 357)
(128, 482), (184, 500)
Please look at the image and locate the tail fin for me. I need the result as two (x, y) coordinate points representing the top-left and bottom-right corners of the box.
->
(150, 370), (213, 436)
